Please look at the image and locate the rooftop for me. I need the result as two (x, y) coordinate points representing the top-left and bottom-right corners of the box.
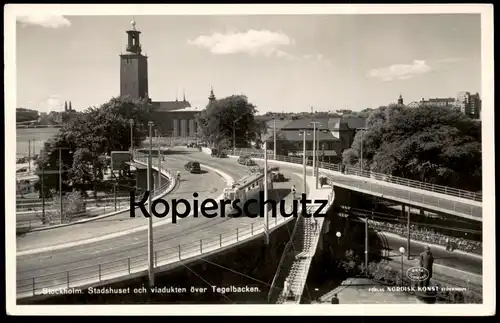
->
(151, 100), (192, 112)
(263, 129), (339, 142)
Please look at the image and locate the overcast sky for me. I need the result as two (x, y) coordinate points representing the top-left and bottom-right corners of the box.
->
(15, 13), (481, 114)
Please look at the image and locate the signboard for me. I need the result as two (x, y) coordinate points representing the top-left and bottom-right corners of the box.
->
(111, 151), (132, 170)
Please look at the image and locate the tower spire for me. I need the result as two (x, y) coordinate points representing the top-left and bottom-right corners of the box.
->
(398, 93), (404, 105)
(125, 18), (142, 54)
(208, 86), (216, 106)
(183, 89), (186, 102)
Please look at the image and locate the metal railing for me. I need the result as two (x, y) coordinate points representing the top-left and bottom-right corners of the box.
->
(226, 149), (482, 202)
(17, 213), (295, 299)
(16, 156), (174, 231)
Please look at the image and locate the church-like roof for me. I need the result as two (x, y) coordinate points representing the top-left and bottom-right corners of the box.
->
(151, 100), (192, 112)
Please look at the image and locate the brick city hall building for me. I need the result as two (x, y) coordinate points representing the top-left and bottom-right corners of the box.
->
(119, 19), (215, 138)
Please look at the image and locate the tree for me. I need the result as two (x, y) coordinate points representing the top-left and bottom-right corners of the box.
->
(35, 96), (151, 196)
(41, 190), (86, 224)
(196, 95), (258, 149)
(342, 104), (482, 191)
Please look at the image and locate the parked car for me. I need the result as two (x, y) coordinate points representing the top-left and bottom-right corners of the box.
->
(184, 161), (201, 173)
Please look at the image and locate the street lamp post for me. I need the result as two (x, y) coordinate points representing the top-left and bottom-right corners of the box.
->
(233, 116), (242, 156)
(129, 119), (134, 157)
(273, 118), (277, 160)
(314, 128), (328, 189)
(57, 147), (70, 224)
(263, 141), (269, 245)
(299, 130), (310, 196)
(147, 121), (155, 288)
(399, 247), (405, 286)
(156, 129), (161, 188)
(359, 128), (367, 172)
(336, 231), (342, 244)
(310, 121), (321, 189)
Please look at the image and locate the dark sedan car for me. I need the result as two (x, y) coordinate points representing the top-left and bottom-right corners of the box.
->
(184, 161), (201, 173)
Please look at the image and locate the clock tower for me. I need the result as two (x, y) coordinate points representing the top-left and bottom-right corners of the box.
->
(120, 19), (149, 100)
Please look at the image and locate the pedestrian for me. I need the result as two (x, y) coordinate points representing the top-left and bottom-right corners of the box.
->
(283, 278), (289, 298)
(341, 164), (346, 174)
(419, 246), (434, 288)
(331, 293), (339, 304)
(291, 184), (296, 200)
(445, 237), (451, 251)
(311, 216), (318, 232)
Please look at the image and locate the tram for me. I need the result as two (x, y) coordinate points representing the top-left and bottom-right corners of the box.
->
(223, 168), (274, 216)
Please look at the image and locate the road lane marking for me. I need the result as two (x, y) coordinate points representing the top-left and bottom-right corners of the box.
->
(17, 164), (233, 257)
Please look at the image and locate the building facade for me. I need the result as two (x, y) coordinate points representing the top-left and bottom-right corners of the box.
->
(455, 91), (481, 119)
(119, 20), (211, 137)
(261, 117), (366, 163)
(404, 92), (481, 120)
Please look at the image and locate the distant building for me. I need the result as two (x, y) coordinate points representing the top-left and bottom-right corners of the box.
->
(420, 97), (456, 108)
(261, 117), (366, 163)
(407, 92), (481, 119)
(118, 19), (207, 137)
(455, 91), (481, 119)
(62, 101), (78, 123)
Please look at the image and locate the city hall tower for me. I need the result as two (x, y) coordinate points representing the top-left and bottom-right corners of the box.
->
(120, 19), (149, 100)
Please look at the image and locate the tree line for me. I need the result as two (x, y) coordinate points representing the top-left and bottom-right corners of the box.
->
(341, 104), (482, 192)
(34, 94), (482, 199)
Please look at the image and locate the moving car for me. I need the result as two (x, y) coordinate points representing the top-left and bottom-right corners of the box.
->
(184, 161), (201, 173)
(238, 156), (249, 164)
(211, 149), (227, 158)
(244, 158), (256, 166)
(271, 172), (286, 182)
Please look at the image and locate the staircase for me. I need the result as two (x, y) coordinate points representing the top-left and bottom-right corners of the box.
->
(274, 206), (326, 304)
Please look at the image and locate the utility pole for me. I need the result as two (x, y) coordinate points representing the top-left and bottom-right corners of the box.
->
(273, 118), (277, 160)
(365, 215), (369, 271)
(129, 119), (134, 158)
(233, 122), (236, 156)
(407, 206), (411, 260)
(302, 130), (307, 195)
(28, 140), (31, 173)
(360, 129), (365, 172)
(147, 121), (155, 288)
(59, 148), (63, 224)
(41, 160), (45, 222)
(263, 141), (269, 245)
(310, 121), (321, 189)
(113, 183), (117, 211)
(156, 129), (161, 188)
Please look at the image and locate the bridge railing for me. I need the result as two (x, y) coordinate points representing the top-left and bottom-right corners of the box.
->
(16, 156), (174, 231)
(227, 149), (482, 202)
(17, 214), (293, 299)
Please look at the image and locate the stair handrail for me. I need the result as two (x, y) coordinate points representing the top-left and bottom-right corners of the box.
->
(267, 205), (307, 303)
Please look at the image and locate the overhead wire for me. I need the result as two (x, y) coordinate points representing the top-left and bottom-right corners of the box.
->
(179, 262), (234, 304)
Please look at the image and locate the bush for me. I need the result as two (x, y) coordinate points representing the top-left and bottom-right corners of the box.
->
(41, 190), (86, 224)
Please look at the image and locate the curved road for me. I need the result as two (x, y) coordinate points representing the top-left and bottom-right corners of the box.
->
(16, 149), (481, 296)
(17, 150), (306, 285)
(379, 232), (482, 275)
(16, 153), (227, 251)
